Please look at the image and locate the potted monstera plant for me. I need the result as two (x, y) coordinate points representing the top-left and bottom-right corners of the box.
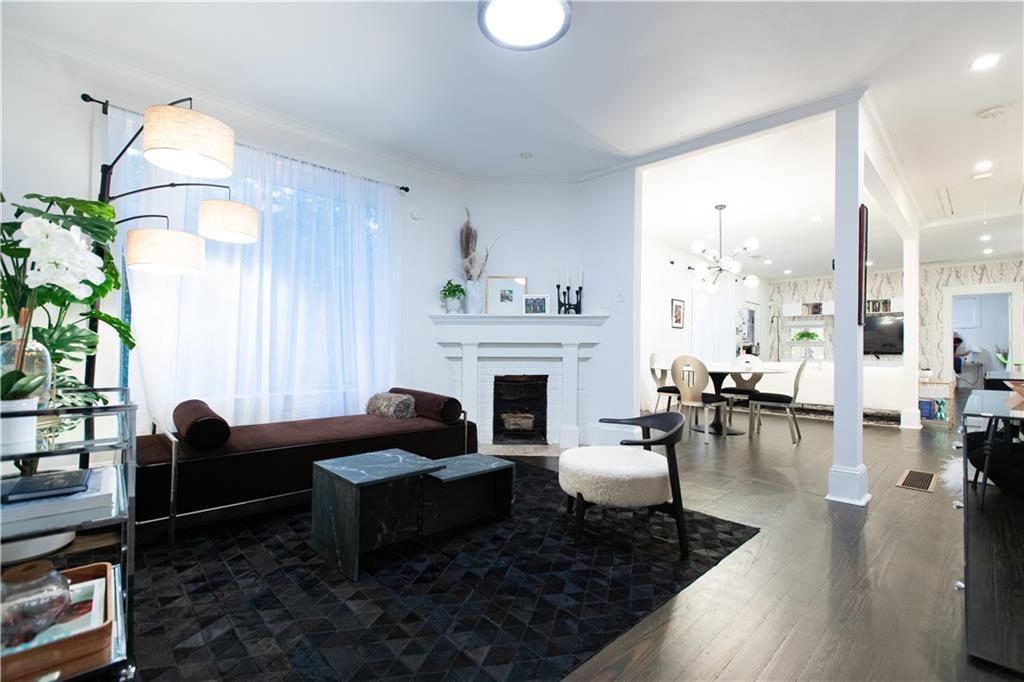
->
(1, 193), (135, 468)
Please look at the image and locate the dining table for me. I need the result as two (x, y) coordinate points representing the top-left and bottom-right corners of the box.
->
(661, 361), (793, 436)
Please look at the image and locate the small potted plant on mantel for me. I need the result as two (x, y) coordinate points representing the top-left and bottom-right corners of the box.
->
(440, 279), (466, 314)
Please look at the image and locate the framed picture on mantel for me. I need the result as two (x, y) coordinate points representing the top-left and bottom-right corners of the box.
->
(486, 276), (527, 314)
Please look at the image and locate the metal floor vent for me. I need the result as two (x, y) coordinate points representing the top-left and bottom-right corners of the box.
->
(896, 469), (937, 493)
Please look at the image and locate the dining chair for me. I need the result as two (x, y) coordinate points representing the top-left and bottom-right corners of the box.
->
(649, 353), (679, 412)
(748, 358), (808, 444)
(720, 353), (764, 426)
(670, 355), (728, 444)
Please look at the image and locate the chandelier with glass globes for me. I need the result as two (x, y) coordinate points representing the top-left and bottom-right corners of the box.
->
(688, 204), (760, 291)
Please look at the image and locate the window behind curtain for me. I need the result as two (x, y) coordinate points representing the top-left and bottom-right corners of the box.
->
(108, 107), (396, 426)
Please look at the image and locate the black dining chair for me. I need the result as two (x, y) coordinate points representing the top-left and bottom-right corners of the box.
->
(748, 358), (808, 444)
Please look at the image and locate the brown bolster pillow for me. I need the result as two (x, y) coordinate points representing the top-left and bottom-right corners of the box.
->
(388, 387), (462, 424)
(172, 399), (231, 450)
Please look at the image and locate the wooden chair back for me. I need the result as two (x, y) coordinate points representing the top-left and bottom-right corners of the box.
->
(792, 358), (808, 401)
(649, 353), (669, 388)
(731, 353), (764, 390)
(670, 355), (711, 404)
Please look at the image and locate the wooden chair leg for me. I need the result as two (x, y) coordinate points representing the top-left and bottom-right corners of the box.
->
(786, 407), (798, 443)
(566, 495), (575, 514)
(653, 394), (661, 413)
(793, 408), (802, 440)
(575, 493), (586, 543)
(703, 406), (710, 444)
(748, 402), (756, 438)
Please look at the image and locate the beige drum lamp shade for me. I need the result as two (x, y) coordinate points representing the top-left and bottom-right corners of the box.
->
(126, 229), (205, 274)
(198, 200), (259, 243)
(142, 105), (234, 179)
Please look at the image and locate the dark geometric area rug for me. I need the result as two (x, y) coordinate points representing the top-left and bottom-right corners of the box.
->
(131, 460), (758, 681)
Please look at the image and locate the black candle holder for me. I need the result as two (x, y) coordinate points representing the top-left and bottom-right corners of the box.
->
(556, 284), (583, 315)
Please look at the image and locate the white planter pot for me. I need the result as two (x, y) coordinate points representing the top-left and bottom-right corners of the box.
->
(1, 397), (39, 452)
(445, 297), (463, 314)
(465, 280), (485, 314)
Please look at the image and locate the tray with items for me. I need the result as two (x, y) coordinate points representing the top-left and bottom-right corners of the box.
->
(1, 561), (114, 681)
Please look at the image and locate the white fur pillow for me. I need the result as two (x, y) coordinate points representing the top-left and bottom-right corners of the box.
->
(366, 392), (417, 419)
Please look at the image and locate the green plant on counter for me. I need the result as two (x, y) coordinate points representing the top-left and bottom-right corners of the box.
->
(440, 279), (466, 300)
(792, 329), (820, 342)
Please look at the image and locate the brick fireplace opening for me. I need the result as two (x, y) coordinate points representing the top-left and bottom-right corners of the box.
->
(492, 375), (548, 445)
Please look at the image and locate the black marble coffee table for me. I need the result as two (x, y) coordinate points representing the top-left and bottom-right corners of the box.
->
(311, 450), (443, 580)
(311, 449), (513, 580)
(423, 453), (514, 535)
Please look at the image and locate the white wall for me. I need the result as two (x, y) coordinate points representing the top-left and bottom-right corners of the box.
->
(577, 169), (638, 443)
(2, 35), (632, 443)
(953, 292), (1011, 376)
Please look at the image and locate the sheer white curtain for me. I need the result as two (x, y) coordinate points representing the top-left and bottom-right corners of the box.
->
(108, 108), (396, 426)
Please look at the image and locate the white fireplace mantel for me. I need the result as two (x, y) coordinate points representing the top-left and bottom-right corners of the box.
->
(430, 313), (609, 447)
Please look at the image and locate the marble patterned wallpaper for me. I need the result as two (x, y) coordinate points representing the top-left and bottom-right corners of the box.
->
(767, 259), (1023, 377)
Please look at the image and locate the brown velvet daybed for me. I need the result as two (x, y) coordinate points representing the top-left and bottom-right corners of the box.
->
(135, 387), (477, 541)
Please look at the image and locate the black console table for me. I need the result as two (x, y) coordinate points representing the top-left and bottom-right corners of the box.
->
(311, 449), (513, 580)
(961, 390), (1024, 674)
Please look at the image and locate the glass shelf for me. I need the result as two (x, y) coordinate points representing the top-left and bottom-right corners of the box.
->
(0, 436), (132, 461)
(0, 465), (129, 543)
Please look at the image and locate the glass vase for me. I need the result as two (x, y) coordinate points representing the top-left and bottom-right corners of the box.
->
(1, 333), (52, 409)
(465, 279), (485, 314)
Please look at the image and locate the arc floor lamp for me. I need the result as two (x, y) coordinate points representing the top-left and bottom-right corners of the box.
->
(80, 94), (258, 462)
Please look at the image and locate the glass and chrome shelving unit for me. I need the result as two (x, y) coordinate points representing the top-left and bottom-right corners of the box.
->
(1, 387), (136, 681)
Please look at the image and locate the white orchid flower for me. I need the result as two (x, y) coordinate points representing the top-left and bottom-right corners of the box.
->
(13, 217), (106, 299)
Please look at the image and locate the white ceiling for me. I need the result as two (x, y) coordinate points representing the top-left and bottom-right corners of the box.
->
(641, 113), (1023, 280)
(3, 1), (1023, 247)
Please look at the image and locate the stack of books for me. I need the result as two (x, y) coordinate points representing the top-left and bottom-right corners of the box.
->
(1, 468), (117, 538)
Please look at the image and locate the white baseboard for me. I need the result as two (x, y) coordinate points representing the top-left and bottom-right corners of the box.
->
(900, 408), (922, 430)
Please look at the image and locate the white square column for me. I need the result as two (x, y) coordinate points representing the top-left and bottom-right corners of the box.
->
(826, 101), (871, 507)
(560, 343), (580, 447)
(901, 238), (922, 429)
(461, 343), (480, 423)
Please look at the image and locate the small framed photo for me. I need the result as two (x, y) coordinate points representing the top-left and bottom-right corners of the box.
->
(524, 294), (549, 315)
(486, 276), (527, 314)
(671, 298), (685, 329)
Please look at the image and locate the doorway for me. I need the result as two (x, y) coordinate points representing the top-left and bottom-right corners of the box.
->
(951, 292), (1011, 389)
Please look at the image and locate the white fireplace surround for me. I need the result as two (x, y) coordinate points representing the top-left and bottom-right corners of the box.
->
(430, 314), (610, 447)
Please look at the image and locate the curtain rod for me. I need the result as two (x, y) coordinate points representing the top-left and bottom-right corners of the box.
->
(107, 103), (410, 194)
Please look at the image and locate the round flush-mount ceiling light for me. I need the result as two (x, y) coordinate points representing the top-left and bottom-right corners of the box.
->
(478, 0), (571, 50)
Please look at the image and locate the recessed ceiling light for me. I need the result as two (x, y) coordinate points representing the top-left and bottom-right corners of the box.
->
(763, 259), (773, 265)
(983, 248), (994, 255)
(866, 260), (874, 266)
(810, 215), (822, 223)
(478, 0), (572, 51)
(980, 234), (992, 241)
(973, 172), (993, 181)
(971, 54), (1000, 71)
(975, 160), (993, 172)
(783, 269), (792, 275)
(983, 220), (989, 225)
(520, 152), (533, 159)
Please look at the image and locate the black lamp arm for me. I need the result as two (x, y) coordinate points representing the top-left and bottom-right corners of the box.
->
(109, 182), (231, 203)
(115, 214), (170, 229)
(83, 94), (194, 185)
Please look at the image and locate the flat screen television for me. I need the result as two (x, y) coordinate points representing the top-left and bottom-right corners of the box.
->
(864, 314), (903, 355)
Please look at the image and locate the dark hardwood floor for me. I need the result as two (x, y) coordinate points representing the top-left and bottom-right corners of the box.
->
(513, 411), (1015, 681)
